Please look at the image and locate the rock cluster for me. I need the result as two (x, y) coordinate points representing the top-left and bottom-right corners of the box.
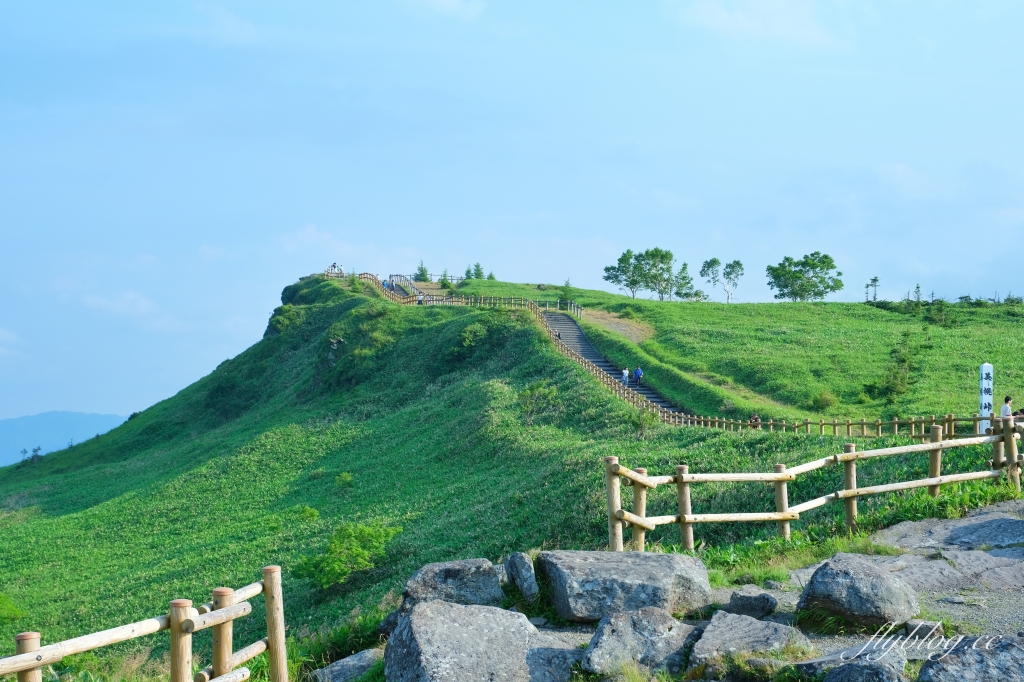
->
(314, 543), (1016, 682)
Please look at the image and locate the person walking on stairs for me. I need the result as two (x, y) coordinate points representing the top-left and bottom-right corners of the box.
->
(634, 366), (643, 387)
(621, 367), (629, 386)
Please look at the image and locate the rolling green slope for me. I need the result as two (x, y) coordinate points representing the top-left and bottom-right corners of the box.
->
(454, 279), (1024, 420)
(0, 276), (1017, 680)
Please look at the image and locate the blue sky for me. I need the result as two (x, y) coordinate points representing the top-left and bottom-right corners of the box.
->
(2, 1), (1022, 419)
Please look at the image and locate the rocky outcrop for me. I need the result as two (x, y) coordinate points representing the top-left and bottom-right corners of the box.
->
(383, 601), (581, 682)
(505, 552), (540, 603)
(312, 648), (383, 682)
(381, 558), (505, 634)
(687, 610), (811, 676)
(721, 584), (777, 619)
(916, 634), (1024, 681)
(797, 553), (919, 627)
(871, 501), (1024, 552)
(537, 550), (711, 622)
(581, 606), (696, 675)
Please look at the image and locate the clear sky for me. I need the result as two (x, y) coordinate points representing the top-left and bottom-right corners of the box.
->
(2, 1), (1022, 419)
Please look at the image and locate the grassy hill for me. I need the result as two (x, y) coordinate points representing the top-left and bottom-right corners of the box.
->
(0, 275), (1018, 681)
(453, 279), (1024, 421)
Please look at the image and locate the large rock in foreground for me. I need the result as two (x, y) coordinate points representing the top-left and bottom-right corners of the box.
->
(916, 634), (1024, 681)
(581, 606), (696, 675)
(797, 553), (919, 627)
(384, 601), (581, 682)
(537, 550), (711, 622)
(381, 558), (504, 633)
(312, 648), (383, 682)
(687, 610), (811, 676)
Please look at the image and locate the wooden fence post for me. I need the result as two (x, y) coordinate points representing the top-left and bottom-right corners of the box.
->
(676, 465), (693, 550)
(632, 468), (648, 551)
(846, 420), (852, 437)
(892, 418), (898, 436)
(1003, 417), (1021, 493)
(262, 566), (288, 682)
(974, 413), (981, 435)
(774, 464), (790, 541)
(604, 457), (624, 551)
(170, 600), (194, 682)
(992, 417), (1005, 470)
(843, 444), (857, 530)
(909, 417), (915, 437)
(211, 587), (235, 678)
(819, 419), (824, 435)
(875, 419), (882, 437)
(15, 633), (42, 682)
(928, 425), (943, 497)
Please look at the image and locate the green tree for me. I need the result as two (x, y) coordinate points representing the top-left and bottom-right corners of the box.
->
(486, 271), (496, 280)
(603, 249), (645, 299)
(638, 247), (676, 301)
(673, 263), (706, 301)
(439, 269), (454, 290)
(464, 265), (473, 280)
(869, 276), (880, 301)
(765, 252), (844, 302)
(700, 258), (743, 302)
(413, 261), (430, 282)
(557, 278), (575, 302)
(473, 263), (484, 279)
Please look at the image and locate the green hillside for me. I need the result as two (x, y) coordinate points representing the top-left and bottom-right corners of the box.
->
(0, 276), (1018, 681)
(453, 279), (1024, 421)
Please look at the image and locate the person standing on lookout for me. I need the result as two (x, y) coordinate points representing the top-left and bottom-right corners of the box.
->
(621, 367), (629, 386)
(1001, 396), (1013, 419)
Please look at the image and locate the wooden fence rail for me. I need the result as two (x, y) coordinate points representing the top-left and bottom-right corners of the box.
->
(603, 418), (1023, 551)
(351, 273), (990, 441)
(0, 567), (289, 682)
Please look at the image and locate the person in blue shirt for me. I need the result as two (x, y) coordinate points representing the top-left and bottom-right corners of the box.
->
(634, 366), (643, 387)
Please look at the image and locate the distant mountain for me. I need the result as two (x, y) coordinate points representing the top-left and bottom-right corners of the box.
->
(0, 411), (127, 467)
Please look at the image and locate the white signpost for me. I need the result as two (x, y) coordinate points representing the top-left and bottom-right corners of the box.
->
(980, 363), (994, 433)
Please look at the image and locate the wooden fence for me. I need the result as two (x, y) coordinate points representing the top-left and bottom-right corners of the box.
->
(603, 418), (1023, 551)
(351, 273), (988, 440)
(0, 567), (288, 682)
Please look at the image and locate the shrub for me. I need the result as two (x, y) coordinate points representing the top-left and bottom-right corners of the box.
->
(293, 522), (402, 589)
(335, 472), (354, 487)
(0, 594), (26, 623)
(299, 505), (320, 522)
(811, 390), (837, 411)
(461, 323), (487, 349)
(518, 380), (558, 425)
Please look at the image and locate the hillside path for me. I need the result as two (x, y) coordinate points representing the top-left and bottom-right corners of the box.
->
(543, 312), (677, 412)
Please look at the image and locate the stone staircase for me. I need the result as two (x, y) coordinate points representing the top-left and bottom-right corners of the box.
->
(542, 312), (677, 412)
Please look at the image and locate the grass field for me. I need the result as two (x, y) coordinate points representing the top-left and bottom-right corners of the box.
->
(0, 275), (1019, 682)
(453, 279), (1024, 420)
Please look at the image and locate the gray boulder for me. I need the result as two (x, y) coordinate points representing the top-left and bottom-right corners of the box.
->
(312, 648), (383, 682)
(824, 660), (906, 682)
(797, 553), (919, 627)
(796, 642), (908, 679)
(537, 550), (711, 622)
(687, 610), (812, 675)
(383, 601), (581, 682)
(494, 560), (509, 586)
(916, 634), (1024, 681)
(581, 606), (697, 675)
(506, 552), (540, 603)
(722, 584), (777, 619)
(380, 558), (505, 634)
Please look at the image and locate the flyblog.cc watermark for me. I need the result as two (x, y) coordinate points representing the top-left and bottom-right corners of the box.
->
(841, 621), (1004, 663)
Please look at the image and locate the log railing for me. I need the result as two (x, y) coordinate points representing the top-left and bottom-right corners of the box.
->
(353, 273), (987, 440)
(0, 567), (289, 682)
(603, 418), (1023, 551)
